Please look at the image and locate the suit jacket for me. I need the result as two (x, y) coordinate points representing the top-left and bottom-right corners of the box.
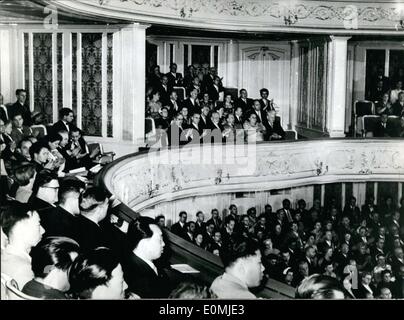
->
(167, 123), (188, 146)
(123, 253), (171, 298)
(200, 115), (213, 130)
(11, 126), (32, 145)
(264, 120), (285, 141)
(8, 102), (32, 126)
(167, 99), (182, 118)
(207, 84), (224, 102)
(156, 84), (172, 106)
(206, 217), (222, 230)
(392, 101), (404, 117)
(170, 221), (187, 238)
(41, 206), (79, 240)
(182, 98), (200, 116)
(248, 109), (266, 124)
(373, 121), (399, 138)
(353, 283), (376, 299)
(52, 120), (72, 134)
(74, 215), (113, 252)
(165, 72), (183, 87)
(235, 98), (254, 113)
(259, 99), (275, 112)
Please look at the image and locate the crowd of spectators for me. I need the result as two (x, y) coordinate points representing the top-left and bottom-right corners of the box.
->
(146, 63), (286, 145)
(365, 70), (404, 138)
(167, 196), (404, 299)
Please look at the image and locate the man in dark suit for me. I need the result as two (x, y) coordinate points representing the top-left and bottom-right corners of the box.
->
(206, 208), (222, 230)
(157, 75), (172, 107)
(73, 188), (125, 258)
(235, 89), (254, 113)
(392, 92), (404, 117)
(165, 63), (183, 87)
(209, 111), (225, 143)
(248, 100), (266, 124)
(167, 114), (188, 146)
(234, 107), (244, 128)
(207, 76), (224, 103)
(195, 211), (206, 235)
(264, 110), (285, 141)
(182, 89), (200, 116)
(170, 211), (188, 238)
(185, 112), (205, 143)
(52, 108), (75, 134)
(277, 199), (295, 224)
(343, 196), (362, 226)
(368, 67), (390, 100)
(123, 217), (171, 298)
(200, 105), (212, 130)
(41, 183), (82, 240)
(373, 113), (398, 137)
(167, 91), (182, 118)
(8, 89), (32, 126)
(259, 88), (275, 112)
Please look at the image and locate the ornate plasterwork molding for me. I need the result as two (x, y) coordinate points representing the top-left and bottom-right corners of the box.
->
(101, 140), (404, 212)
(111, 0), (402, 22)
(50, 0), (404, 34)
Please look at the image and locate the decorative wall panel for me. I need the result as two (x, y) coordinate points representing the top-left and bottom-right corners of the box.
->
(72, 33), (78, 116)
(107, 33), (113, 138)
(24, 33), (30, 101)
(81, 33), (102, 137)
(57, 33), (63, 111)
(33, 33), (53, 123)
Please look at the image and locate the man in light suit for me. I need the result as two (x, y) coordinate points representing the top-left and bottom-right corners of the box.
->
(11, 113), (33, 145)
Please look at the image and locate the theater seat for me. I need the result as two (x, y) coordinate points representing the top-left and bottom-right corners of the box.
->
(31, 124), (47, 139)
(1, 273), (39, 300)
(354, 100), (375, 137)
(284, 130), (298, 140)
(173, 87), (186, 101)
(88, 143), (115, 165)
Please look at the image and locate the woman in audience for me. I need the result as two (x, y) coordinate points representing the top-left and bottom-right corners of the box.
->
(69, 247), (128, 300)
(243, 113), (265, 143)
(30, 141), (54, 173)
(147, 90), (162, 119)
(22, 237), (80, 299)
(9, 162), (36, 203)
(41, 133), (66, 176)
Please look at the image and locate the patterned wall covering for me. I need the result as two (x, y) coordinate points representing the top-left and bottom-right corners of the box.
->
(57, 33), (63, 111)
(297, 40), (328, 133)
(33, 33), (53, 123)
(24, 33), (29, 100)
(107, 33), (113, 137)
(298, 46), (309, 126)
(81, 33), (102, 137)
(72, 33), (78, 117)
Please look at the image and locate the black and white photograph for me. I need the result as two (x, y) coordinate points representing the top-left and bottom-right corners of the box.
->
(1, 0), (404, 308)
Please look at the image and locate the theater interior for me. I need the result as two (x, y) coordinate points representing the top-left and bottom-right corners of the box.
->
(1, 0), (404, 300)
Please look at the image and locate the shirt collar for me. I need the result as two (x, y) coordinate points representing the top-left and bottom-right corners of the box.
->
(4, 244), (32, 262)
(222, 272), (249, 290)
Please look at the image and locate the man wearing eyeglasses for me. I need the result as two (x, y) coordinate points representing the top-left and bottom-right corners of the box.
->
(29, 170), (59, 213)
